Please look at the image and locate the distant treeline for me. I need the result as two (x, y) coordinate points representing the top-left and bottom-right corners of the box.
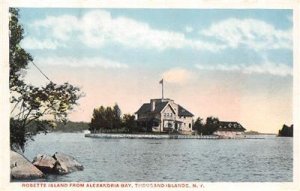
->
(278, 124), (293, 137)
(25, 120), (89, 133)
(52, 121), (89, 132)
(244, 130), (260, 135)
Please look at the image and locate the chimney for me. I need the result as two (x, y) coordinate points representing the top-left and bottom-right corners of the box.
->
(151, 100), (156, 111)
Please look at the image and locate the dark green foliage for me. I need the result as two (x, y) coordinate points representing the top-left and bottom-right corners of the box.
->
(193, 117), (204, 134)
(113, 104), (122, 131)
(9, 8), (33, 91)
(203, 116), (219, 135)
(193, 116), (219, 135)
(278, 124), (293, 137)
(9, 8), (82, 152)
(10, 119), (26, 151)
(89, 104), (141, 133)
(122, 114), (137, 133)
(89, 104), (123, 133)
(89, 106), (106, 132)
(105, 107), (114, 131)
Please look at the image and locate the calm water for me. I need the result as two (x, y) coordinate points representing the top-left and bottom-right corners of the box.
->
(23, 133), (293, 182)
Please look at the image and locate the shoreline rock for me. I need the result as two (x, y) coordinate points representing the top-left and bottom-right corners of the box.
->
(10, 151), (44, 180)
(32, 154), (57, 174)
(53, 152), (84, 175)
(11, 150), (84, 180)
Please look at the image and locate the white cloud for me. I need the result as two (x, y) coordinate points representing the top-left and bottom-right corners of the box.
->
(32, 15), (79, 41)
(29, 10), (223, 51)
(28, 12), (292, 52)
(243, 62), (292, 76)
(195, 61), (292, 77)
(162, 68), (194, 85)
(35, 56), (128, 69)
(185, 26), (193, 33)
(201, 18), (292, 51)
(21, 37), (62, 50)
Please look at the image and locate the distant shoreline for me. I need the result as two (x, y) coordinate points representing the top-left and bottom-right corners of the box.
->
(84, 133), (268, 140)
(244, 131), (277, 136)
(46, 129), (278, 136)
(85, 133), (219, 139)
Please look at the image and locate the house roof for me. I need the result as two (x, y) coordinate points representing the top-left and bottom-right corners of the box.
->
(154, 102), (169, 113)
(135, 102), (169, 114)
(217, 121), (246, 132)
(135, 103), (150, 114)
(135, 101), (193, 117)
(178, 105), (194, 117)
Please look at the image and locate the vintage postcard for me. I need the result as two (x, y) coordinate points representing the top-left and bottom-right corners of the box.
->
(0, 0), (299, 191)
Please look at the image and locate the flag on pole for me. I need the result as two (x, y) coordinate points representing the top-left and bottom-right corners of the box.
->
(159, 79), (163, 84)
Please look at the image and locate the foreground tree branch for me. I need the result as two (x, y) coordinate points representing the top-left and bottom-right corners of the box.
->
(9, 8), (83, 152)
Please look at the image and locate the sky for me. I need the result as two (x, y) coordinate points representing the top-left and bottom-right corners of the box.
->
(17, 8), (293, 133)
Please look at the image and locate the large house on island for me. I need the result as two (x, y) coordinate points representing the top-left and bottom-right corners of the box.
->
(135, 98), (194, 133)
(213, 121), (246, 138)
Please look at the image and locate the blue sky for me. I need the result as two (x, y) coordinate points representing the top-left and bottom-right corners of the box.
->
(19, 8), (292, 69)
(17, 8), (293, 133)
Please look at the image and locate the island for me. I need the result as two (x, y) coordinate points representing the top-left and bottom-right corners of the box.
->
(278, 124), (293, 137)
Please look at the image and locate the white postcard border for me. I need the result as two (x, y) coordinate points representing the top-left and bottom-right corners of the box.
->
(0, 0), (299, 191)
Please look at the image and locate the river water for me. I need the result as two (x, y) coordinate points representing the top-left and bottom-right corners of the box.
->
(23, 133), (293, 182)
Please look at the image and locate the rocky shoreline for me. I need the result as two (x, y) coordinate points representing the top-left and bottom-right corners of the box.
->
(10, 151), (83, 180)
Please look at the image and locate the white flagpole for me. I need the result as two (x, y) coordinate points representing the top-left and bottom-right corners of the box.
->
(159, 79), (164, 99)
(162, 79), (164, 99)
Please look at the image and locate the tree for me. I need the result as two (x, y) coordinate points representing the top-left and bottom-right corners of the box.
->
(89, 105), (123, 133)
(122, 114), (137, 133)
(9, 8), (32, 92)
(193, 117), (204, 135)
(113, 104), (122, 132)
(9, 8), (82, 152)
(105, 107), (114, 131)
(89, 106), (106, 133)
(203, 116), (219, 135)
(278, 124), (293, 137)
(206, 116), (219, 125)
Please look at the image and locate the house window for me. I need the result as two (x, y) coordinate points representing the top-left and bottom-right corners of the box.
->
(170, 113), (173, 117)
(164, 113), (166, 117)
(189, 123), (191, 128)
